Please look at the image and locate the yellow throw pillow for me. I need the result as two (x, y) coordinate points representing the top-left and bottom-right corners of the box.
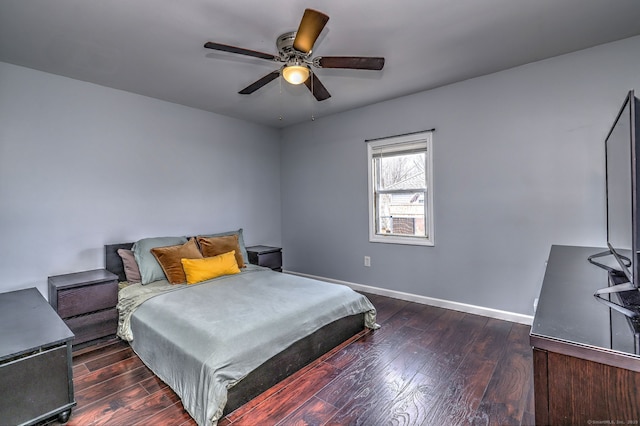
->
(150, 238), (203, 284)
(181, 250), (241, 284)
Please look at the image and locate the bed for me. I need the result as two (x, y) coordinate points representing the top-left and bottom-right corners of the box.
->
(105, 233), (377, 426)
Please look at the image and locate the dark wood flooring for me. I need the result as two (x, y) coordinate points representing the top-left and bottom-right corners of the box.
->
(49, 293), (534, 426)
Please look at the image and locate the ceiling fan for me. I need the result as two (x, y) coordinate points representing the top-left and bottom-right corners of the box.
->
(204, 8), (385, 101)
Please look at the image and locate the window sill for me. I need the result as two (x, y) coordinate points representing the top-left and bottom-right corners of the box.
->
(369, 234), (434, 246)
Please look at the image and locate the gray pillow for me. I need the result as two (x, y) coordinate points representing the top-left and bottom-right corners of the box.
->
(198, 228), (249, 266)
(133, 236), (188, 284)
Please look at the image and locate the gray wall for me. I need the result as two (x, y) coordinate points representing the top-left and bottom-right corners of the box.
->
(280, 35), (640, 316)
(0, 62), (282, 297)
(2, 35), (640, 316)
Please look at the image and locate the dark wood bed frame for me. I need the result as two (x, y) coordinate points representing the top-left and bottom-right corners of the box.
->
(105, 242), (366, 415)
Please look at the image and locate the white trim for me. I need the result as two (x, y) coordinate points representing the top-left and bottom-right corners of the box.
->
(284, 270), (533, 326)
(367, 130), (435, 246)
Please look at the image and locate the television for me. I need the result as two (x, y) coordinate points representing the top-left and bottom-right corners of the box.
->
(589, 90), (640, 319)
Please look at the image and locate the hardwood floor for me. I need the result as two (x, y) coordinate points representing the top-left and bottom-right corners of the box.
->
(48, 293), (534, 426)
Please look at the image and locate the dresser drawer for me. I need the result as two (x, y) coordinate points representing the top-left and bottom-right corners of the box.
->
(56, 280), (118, 318)
(0, 345), (72, 425)
(257, 251), (282, 269)
(64, 308), (118, 345)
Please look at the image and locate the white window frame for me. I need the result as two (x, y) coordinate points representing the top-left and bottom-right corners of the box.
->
(367, 130), (434, 246)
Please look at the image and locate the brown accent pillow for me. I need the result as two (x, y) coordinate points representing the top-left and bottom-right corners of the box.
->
(196, 234), (245, 268)
(150, 238), (203, 284)
(117, 248), (141, 283)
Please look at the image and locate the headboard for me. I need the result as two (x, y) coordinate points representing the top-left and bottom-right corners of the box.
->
(105, 243), (134, 282)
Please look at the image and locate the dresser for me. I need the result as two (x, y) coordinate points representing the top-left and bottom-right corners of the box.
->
(0, 288), (75, 425)
(530, 245), (640, 424)
(48, 269), (119, 348)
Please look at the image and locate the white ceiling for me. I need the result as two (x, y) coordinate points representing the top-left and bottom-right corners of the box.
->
(2, 1), (640, 128)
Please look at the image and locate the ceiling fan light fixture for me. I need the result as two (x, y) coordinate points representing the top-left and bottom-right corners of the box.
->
(204, 9), (384, 101)
(282, 65), (309, 85)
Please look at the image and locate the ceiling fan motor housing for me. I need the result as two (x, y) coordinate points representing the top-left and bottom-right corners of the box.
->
(277, 31), (307, 59)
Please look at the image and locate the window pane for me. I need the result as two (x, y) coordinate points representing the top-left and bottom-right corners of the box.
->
(376, 152), (426, 190)
(376, 191), (427, 237)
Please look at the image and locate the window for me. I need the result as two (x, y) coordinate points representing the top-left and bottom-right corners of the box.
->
(367, 130), (434, 246)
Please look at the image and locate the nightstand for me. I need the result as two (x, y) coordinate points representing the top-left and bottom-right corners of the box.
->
(0, 288), (75, 424)
(246, 245), (282, 272)
(48, 269), (119, 348)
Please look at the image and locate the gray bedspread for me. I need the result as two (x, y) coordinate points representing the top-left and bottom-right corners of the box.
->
(117, 265), (377, 426)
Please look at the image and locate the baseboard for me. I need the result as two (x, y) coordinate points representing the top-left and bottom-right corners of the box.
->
(284, 270), (534, 326)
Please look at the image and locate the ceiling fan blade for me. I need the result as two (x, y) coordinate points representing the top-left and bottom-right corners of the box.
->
(293, 9), (329, 54)
(204, 42), (276, 61)
(239, 70), (281, 94)
(304, 73), (331, 101)
(315, 56), (385, 70)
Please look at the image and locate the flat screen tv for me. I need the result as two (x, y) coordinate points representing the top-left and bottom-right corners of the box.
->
(590, 90), (640, 318)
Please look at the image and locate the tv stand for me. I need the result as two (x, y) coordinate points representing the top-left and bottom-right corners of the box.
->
(612, 278), (640, 354)
(587, 248), (631, 274)
(587, 249), (640, 318)
(594, 278), (639, 318)
(531, 245), (640, 424)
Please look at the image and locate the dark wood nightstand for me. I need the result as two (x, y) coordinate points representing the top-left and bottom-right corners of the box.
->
(48, 269), (119, 348)
(0, 288), (75, 425)
(246, 245), (282, 272)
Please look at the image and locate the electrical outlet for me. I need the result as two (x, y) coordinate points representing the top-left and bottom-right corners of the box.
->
(364, 256), (371, 267)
